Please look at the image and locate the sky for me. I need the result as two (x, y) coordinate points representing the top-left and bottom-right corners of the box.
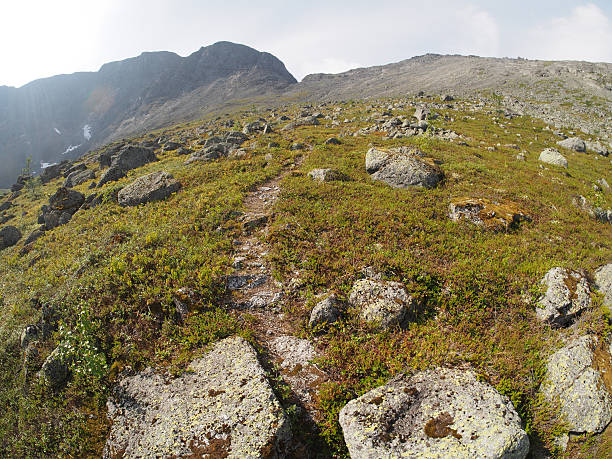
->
(1, 1), (612, 88)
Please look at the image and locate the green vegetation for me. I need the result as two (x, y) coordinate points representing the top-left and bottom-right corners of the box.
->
(0, 98), (611, 457)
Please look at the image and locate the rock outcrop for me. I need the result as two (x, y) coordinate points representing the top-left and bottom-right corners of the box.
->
(349, 279), (417, 329)
(365, 147), (444, 189)
(117, 171), (181, 207)
(104, 336), (290, 458)
(541, 335), (612, 434)
(449, 197), (530, 232)
(339, 367), (529, 458)
(536, 267), (591, 327)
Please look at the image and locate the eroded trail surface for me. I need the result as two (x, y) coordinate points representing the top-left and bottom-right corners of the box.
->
(225, 166), (330, 457)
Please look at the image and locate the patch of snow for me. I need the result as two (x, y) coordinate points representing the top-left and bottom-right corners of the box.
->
(62, 144), (81, 155)
(54, 128), (61, 135)
(83, 124), (92, 141)
(40, 161), (57, 169)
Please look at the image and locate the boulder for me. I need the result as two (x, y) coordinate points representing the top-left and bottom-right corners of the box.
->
(536, 267), (591, 327)
(586, 141), (610, 156)
(309, 294), (341, 329)
(365, 147), (444, 189)
(414, 107), (430, 121)
(324, 137), (341, 145)
(339, 367), (529, 459)
(308, 168), (349, 182)
(104, 336), (290, 458)
(557, 137), (586, 152)
(539, 148), (568, 168)
(0, 225), (22, 250)
(162, 141), (182, 151)
(349, 279), (416, 329)
(49, 187), (85, 213)
(64, 168), (95, 188)
(540, 335), (612, 433)
(594, 264), (612, 310)
(449, 197), (530, 232)
(41, 346), (70, 389)
(98, 146), (157, 186)
(40, 164), (62, 183)
(117, 171), (181, 207)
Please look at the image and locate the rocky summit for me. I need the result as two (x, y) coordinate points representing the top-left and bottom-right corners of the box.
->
(0, 39), (611, 459)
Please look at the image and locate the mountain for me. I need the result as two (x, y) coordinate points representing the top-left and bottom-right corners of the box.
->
(0, 41), (296, 187)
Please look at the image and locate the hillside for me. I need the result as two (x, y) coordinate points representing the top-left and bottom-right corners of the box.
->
(0, 90), (611, 457)
(0, 41), (296, 188)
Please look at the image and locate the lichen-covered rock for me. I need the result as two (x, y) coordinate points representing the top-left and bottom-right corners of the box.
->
(339, 367), (529, 459)
(536, 267), (591, 327)
(539, 148), (568, 168)
(98, 145), (157, 186)
(308, 168), (349, 182)
(449, 197), (530, 232)
(365, 147), (444, 189)
(309, 294), (341, 329)
(557, 137), (586, 152)
(118, 171), (181, 207)
(594, 263), (612, 310)
(540, 335), (612, 433)
(349, 279), (416, 329)
(0, 225), (21, 250)
(104, 336), (290, 458)
(49, 187), (85, 213)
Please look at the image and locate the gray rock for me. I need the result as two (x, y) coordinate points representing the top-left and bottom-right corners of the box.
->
(339, 367), (529, 459)
(594, 264), (612, 310)
(539, 148), (568, 168)
(117, 171), (181, 207)
(103, 336), (290, 458)
(20, 324), (39, 349)
(98, 146), (157, 186)
(0, 201), (11, 212)
(0, 225), (21, 250)
(64, 168), (95, 188)
(309, 294), (341, 329)
(41, 346), (70, 389)
(365, 147), (444, 189)
(449, 197), (530, 232)
(162, 141), (182, 151)
(324, 137), (341, 145)
(349, 279), (416, 329)
(49, 187), (85, 213)
(308, 168), (348, 182)
(24, 229), (45, 245)
(541, 335), (612, 433)
(536, 267), (591, 327)
(226, 274), (268, 291)
(414, 107), (430, 121)
(40, 163), (62, 183)
(586, 141), (610, 156)
(557, 137), (586, 152)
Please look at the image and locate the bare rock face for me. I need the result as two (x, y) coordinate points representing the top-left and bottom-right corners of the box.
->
(118, 171), (181, 207)
(339, 367), (529, 459)
(539, 148), (568, 168)
(365, 147), (444, 189)
(449, 197), (530, 232)
(104, 336), (291, 459)
(540, 335), (612, 434)
(536, 267), (591, 327)
(557, 137), (586, 152)
(594, 263), (612, 311)
(349, 279), (416, 329)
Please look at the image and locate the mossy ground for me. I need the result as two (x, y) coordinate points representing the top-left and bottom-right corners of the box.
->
(0, 97), (611, 458)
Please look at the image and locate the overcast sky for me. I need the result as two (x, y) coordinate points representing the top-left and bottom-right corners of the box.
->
(1, 1), (611, 88)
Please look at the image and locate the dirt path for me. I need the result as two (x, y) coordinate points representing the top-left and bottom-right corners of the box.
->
(225, 166), (331, 457)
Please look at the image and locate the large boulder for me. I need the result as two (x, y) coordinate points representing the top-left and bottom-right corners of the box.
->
(536, 267), (591, 327)
(98, 146), (157, 186)
(594, 263), (612, 310)
(49, 187), (85, 213)
(64, 168), (95, 188)
(539, 148), (568, 168)
(40, 164), (62, 184)
(557, 137), (586, 152)
(540, 335), (612, 434)
(339, 367), (529, 459)
(0, 225), (21, 250)
(449, 197), (530, 232)
(104, 336), (290, 458)
(365, 147), (444, 189)
(349, 279), (416, 329)
(118, 171), (181, 207)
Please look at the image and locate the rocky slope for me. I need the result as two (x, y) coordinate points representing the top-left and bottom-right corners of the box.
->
(1, 92), (611, 457)
(0, 41), (296, 187)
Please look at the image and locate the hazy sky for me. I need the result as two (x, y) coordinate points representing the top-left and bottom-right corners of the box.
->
(1, 1), (612, 88)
